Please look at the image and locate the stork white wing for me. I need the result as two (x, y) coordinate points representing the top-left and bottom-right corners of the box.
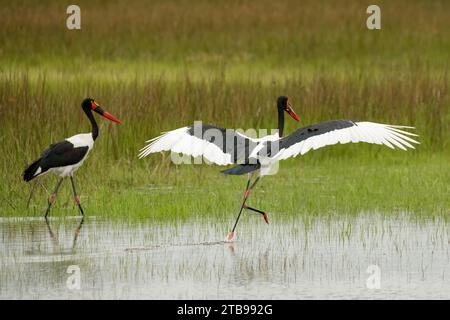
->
(272, 121), (419, 161)
(138, 125), (263, 165)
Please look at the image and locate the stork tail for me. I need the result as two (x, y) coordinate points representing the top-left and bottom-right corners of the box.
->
(23, 159), (43, 182)
(221, 163), (260, 175)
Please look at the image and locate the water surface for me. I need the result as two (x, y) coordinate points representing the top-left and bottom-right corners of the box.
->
(1, 214), (449, 299)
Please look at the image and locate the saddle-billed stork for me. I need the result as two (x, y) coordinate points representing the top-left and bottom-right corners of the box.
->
(23, 98), (121, 217)
(139, 96), (418, 241)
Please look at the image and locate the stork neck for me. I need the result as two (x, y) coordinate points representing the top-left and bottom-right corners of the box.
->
(84, 109), (99, 140)
(277, 108), (285, 137)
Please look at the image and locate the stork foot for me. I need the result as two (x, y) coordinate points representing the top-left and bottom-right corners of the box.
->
(225, 231), (234, 242)
(262, 212), (269, 225)
(244, 205), (269, 225)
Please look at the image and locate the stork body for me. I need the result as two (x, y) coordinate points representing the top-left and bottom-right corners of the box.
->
(23, 98), (121, 217)
(139, 96), (419, 241)
(24, 133), (94, 181)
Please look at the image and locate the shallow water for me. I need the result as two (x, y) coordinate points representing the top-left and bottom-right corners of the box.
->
(0, 214), (449, 299)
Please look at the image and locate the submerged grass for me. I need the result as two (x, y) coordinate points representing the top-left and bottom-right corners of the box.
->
(0, 0), (449, 220)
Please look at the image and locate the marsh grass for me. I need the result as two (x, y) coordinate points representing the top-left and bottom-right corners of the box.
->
(0, 0), (449, 219)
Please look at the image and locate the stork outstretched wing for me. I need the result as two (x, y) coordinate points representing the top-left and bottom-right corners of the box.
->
(139, 124), (271, 165)
(267, 120), (419, 161)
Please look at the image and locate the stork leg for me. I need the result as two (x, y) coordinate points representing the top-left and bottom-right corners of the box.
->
(45, 178), (64, 218)
(225, 177), (251, 241)
(226, 174), (267, 242)
(27, 182), (37, 209)
(70, 176), (84, 216)
(241, 177), (269, 223)
(242, 205), (269, 225)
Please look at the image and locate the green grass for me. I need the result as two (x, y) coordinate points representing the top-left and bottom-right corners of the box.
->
(2, 150), (449, 221)
(0, 0), (449, 220)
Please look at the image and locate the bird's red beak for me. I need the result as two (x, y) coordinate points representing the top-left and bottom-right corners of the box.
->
(286, 105), (300, 122)
(102, 111), (122, 123)
(91, 101), (122, 123)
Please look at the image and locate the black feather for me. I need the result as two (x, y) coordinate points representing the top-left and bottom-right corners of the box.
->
(221, 163), (260, 175)
(23, 159), (42, 182)
(38, 140), (88, 169)
(22, 140), (89, 182)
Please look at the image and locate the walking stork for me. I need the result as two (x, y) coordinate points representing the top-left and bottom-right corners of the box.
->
(139, 96), (418, 241)
(23, 98), (121, 217)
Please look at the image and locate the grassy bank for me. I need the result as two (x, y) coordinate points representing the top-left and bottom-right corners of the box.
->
(1, 152), (449, 220)
(0, 0), (449, 219)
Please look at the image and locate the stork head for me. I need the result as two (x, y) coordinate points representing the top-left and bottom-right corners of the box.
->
(81, 98), (121, 123)
(277, 96), (299, 122)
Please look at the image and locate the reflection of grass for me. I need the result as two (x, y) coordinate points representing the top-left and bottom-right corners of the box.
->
(0, 1), (449, 218)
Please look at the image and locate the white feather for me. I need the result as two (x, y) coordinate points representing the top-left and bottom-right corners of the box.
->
(139, 127), (235, 165)
(272, 121), (418, 160)
(34, 167), (42, 176)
